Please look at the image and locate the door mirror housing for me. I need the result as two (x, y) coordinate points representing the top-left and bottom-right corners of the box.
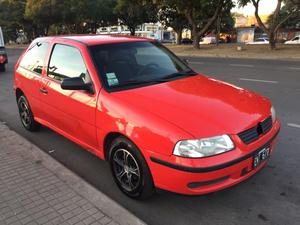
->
(61, 77), (93, 93)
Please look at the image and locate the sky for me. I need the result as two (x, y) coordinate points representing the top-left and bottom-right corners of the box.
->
(233, 0), (278, 15)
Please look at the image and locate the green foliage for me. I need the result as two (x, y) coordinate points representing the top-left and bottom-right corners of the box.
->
(23, 0), (119, 35)
(0, 0), (27, 42)
(158, 2), (188, 30)
(157, 0), (189, 44)
(71, 0), (118, 33)
(268, 1), (300, 29)
(114, 0), (158, 35)
(172, 0), (235, 48)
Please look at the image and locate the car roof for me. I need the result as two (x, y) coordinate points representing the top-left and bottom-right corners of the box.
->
(34, 34), (152, 46)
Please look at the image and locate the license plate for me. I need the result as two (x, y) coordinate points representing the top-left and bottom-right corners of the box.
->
(253, 146), (270, 169)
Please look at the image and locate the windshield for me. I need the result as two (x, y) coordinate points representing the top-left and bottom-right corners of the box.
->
(90, 41), (196, 91)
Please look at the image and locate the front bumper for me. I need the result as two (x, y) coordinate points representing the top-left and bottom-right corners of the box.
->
(147, 120), (280, 195)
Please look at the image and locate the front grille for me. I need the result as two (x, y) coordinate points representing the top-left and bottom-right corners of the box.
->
(238, 116), (273, 144)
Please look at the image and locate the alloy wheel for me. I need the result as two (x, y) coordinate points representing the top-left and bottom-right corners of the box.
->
(19, 100), (31, 127)
(112, 149), (141, 192)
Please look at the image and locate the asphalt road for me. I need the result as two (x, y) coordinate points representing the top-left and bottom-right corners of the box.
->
(1, 49), (300, 225)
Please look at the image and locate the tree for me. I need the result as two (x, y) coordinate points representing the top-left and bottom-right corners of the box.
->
(0, 0), (27, 42)
(238, 0), (300, 50)
(268, 1), (300, 30)
(24, 0), (118, 36)
(162, 0), (234, 49)
(25, 0), (64, 36)
(158, 1), (189, 44)
(211, 4), (235, 44)
(73, 0), (118, 34)
(114, 0), (158, 36)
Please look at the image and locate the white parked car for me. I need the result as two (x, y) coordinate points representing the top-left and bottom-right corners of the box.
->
(200, 37), (216, 44)
(285, 35), (300, 44)
(246, 38), (269, 45)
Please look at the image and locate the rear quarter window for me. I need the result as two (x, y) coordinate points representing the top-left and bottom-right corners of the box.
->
(20, 42), (49, 74)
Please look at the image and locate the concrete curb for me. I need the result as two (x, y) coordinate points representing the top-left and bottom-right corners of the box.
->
(0, 122), (146, 225)
(170, 53), (300, 61)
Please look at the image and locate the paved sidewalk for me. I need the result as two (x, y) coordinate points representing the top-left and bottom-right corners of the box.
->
(0, 122), (145, 225)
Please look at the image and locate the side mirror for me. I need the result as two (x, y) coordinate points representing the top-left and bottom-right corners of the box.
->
(61, 77), (93, 93)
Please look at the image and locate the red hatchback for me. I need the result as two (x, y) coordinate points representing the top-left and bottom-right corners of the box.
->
(14, 35), (280, 199)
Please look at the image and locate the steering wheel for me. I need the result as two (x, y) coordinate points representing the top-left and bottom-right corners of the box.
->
(137, 63), (160, 77)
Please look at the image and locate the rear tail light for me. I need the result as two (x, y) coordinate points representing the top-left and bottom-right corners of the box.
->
(0, 55), (6, 63)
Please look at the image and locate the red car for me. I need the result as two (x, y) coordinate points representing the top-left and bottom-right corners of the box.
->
(0, 46), (8, 72)
(14, 35), (280, 199)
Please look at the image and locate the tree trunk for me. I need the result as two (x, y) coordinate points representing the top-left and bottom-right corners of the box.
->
(45, 25), (49, 36)
(269, 31), (276, 50)
(185, 0), (224, 49)
(93, 22), (98, 34)
(216, 16), (221, 46)
(130, 27), (135, 36)
(176, 29), (183, 45)
(193, 35), (201, 49)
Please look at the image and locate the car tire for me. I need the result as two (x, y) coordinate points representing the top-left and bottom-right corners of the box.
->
(17, 95), (40, 131)
(0, 64), (5, 72)
(109, 136), (155, 199)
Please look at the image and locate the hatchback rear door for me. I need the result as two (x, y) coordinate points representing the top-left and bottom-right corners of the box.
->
(15, 41), (49, 119)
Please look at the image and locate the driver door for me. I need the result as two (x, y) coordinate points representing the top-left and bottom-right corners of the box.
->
(40, 42), (98, 150)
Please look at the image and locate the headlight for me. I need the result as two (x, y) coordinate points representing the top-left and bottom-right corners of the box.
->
(173, 135), (235, 158)
(271, 106), (276, 123)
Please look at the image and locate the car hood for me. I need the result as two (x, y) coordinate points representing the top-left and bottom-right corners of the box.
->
(113, 75), (271, 138)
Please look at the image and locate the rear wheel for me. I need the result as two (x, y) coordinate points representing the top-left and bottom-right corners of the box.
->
(17, 95), (40, 131)
(109, 137), (155, 199)
(0, 64), (5, 72)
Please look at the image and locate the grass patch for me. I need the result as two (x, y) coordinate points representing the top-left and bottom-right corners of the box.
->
(165, 43), (300, 60)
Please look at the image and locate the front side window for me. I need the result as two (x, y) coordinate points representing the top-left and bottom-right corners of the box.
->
(48, 44), (88, 82)
(20, 42), (49, 74)
(90, 41), (195, 91)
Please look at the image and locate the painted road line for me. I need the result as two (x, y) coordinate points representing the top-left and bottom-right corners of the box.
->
(230, 64), (254, 68)
(189, 61), (204, 65)
(288, 67), (300, 70)
(239, 78), (278, 84)
(287, 123), (300, 129)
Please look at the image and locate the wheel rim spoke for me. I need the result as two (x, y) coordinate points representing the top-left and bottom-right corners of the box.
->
(128, 167), (140, 177)
(127, 174), (134, 189)
(123, 150), (129, 166)
(113, 154), (124, 167)
(116, 170), (126, 180)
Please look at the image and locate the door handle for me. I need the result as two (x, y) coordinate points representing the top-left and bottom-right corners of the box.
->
(40, 87), (48, 94)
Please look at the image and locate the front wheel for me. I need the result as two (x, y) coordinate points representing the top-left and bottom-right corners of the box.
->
(17, 95), (40, 131)
(109, 137), (155, 199)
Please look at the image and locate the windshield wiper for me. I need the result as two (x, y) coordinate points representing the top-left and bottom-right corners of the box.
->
(113, 70), (197, 89)
(114, 79), (163, 88)
(157, 69), (197, 81)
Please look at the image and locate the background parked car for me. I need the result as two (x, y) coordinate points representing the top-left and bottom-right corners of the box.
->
(0, 27), (8, 72)
(285, 35), (300, 44)
(200, 36), (216, 44)
(246, 38), (269, 45)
